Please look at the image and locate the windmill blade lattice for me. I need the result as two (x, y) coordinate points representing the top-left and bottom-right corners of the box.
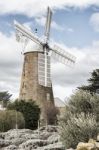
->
(44, 7), (52, 43)
(50, 44), (76, 66)
(38, 53), (51, 87)
(14, 20), (43, 46)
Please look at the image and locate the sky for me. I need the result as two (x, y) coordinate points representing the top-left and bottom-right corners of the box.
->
(0, 0), (99, 101)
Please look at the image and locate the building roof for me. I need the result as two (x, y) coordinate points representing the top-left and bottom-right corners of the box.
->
(0, 104), (5, 110)
(54, 97), (65, 108)
(25, 40), (42, 53)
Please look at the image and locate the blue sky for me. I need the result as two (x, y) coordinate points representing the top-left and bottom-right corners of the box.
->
(0, 0), (99, 100)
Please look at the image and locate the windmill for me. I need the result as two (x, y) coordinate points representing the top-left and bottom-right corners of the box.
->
(14, 7), (76, 121)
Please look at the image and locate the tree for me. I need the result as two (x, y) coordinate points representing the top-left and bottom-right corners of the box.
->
(79, 69), (99, 94)
(7, 100), (40, 130)
(0, 91), (12, 107)
(0, 110), (25, 132)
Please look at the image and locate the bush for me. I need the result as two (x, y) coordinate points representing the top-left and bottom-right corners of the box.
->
(0, 110), (25, 132)
(59, 113), (99, 149)
(7, 100), (40, 130)
(65, 90), (99, 121)
(0, 91), (12, 107)
(59, 90), (99, 148)
(68, 90), (93, 114)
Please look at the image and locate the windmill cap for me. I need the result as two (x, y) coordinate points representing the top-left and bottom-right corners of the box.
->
(25, 40), (42, 53)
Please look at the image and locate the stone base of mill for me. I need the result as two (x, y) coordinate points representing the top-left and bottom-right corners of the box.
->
(19, 51), (54, 122)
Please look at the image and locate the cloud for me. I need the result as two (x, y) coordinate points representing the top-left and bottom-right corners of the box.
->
(0, 32), (23, 98)
(35, 16), (64, 31)
(53, 85), (75, 100)
(90, 12), (99, 32)
(23, 22), (33, 31)
(35, 17), (73, 32)
(67, 28), (74, 32)
(0, 0), (99, 17)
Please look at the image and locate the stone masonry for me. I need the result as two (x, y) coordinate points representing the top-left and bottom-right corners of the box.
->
(19, 51), (54, 120)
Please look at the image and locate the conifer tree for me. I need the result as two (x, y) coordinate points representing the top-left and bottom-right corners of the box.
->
(79, 69), (99, 94)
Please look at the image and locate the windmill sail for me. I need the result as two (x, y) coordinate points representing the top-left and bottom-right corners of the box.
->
(14, 20), (43, 45)
(44, 7), (52, 43)
(50, 44), (76, 66)
(38, 53), (51, 87)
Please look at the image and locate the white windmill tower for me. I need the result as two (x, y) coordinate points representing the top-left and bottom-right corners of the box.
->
(14, 7), (76, 120)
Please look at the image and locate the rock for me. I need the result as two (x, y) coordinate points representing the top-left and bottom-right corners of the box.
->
(4, 145), (17, 150)
(47, 133), (60, 144)
(67, 148), (74, 150)
(77, 141), (99, 150)
(0, 139), (12, 148)
(39, 131), (52, 140)
(11, 138), (26, 146)
(88, 139), (96, 143)
(38, 125), (57, 132)
(0, 126), (64, 150)
(4, 129), (34, 140)
(19, 139), (48, 149)
(37, 142), (65, 150)
(0, 133), (5, 139)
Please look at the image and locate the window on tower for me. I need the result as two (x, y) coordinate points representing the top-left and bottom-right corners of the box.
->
(47, 93), (50, 101)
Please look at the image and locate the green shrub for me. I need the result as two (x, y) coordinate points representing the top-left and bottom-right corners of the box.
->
(7, 100), (40, 130)
(59, 113), (99, 149)
(0, 110), (25, 132)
